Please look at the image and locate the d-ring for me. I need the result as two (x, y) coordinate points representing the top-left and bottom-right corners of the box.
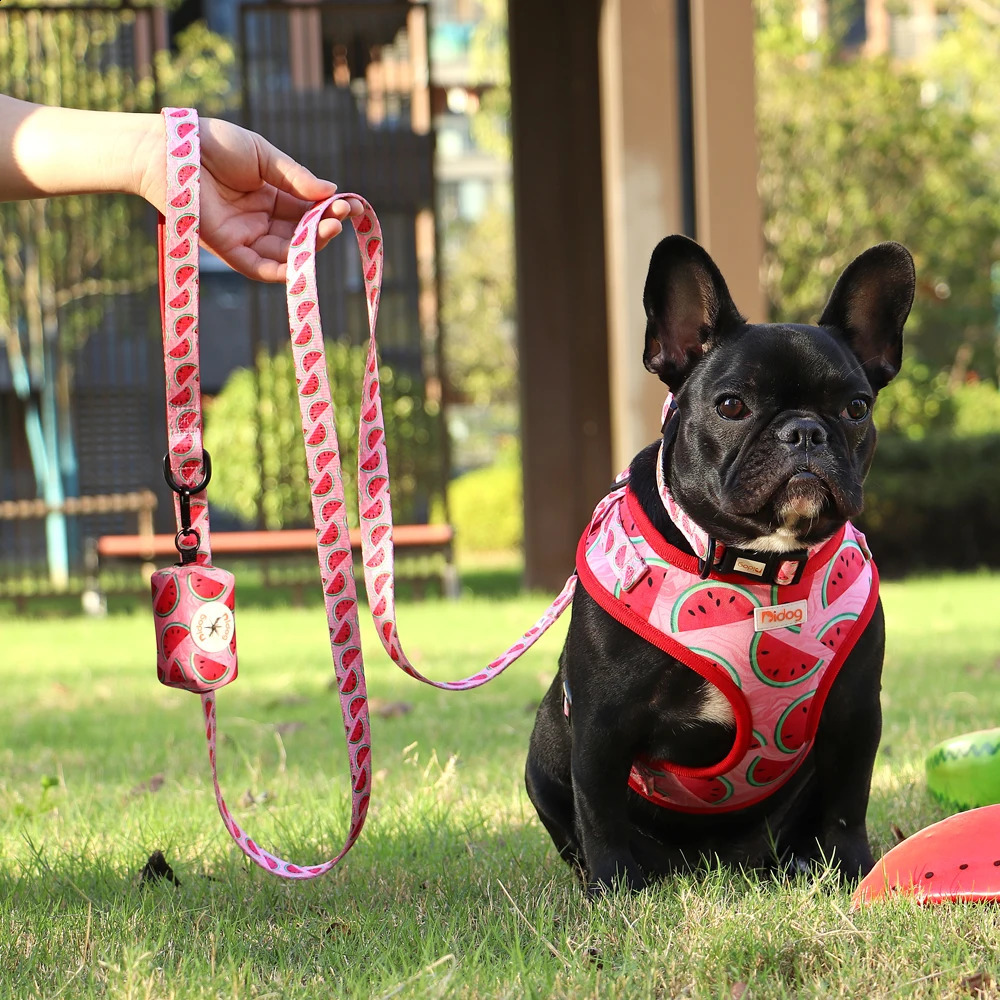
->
(162, 450), (212, 495)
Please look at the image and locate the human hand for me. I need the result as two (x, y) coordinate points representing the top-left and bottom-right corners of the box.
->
(137, 116), (362, 282)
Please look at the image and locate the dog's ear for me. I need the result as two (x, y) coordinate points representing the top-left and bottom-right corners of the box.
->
(819, 242), (914, 392)
(642, 235), (746, 387)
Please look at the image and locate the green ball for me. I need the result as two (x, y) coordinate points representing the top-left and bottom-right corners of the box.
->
(926, 727), (1000, 812)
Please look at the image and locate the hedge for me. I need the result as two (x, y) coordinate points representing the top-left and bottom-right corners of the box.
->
(859, 432), (1000, 576)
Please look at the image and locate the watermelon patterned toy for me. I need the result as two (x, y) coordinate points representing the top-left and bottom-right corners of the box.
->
(925, 727), (1000, 812)
(853, 805), (1000, 905)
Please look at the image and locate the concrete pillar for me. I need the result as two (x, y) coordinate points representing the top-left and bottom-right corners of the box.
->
(689, 0), (766, 321)
(599, 0), (686, 471)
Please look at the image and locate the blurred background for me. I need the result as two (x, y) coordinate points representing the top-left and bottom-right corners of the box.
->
(2, 0), (999, 612)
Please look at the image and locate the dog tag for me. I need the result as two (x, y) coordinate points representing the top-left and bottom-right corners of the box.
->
(151, 564), (238, 692)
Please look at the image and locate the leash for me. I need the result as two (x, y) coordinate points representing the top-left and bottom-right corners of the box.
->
(152, 108), (576, 878)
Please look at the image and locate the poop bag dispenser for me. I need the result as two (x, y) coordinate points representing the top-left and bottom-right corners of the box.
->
(152, 562), (238, 692)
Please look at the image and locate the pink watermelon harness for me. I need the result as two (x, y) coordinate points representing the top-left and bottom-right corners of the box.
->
(572, 443), (879, 814)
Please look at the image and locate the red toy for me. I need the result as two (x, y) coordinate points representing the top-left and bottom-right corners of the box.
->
(852, 804), (1000, 906)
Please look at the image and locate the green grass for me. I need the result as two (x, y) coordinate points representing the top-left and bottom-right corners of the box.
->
(1, 572), (999, 998)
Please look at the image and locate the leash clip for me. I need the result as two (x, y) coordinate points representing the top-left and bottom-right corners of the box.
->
(163, 450), (212, 563)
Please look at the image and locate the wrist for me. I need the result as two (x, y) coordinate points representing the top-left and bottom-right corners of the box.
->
(5, 101), (164, 203)
(126, 112), (167, 212)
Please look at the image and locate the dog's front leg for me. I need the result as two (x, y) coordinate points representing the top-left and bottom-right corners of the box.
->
(571, 726), (647, 896)
(809, 614), (885, 881)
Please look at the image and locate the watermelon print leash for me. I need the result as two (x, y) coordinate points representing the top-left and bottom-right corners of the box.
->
(152, 108), (577, 878)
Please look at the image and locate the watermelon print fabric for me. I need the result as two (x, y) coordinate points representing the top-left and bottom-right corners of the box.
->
(575, 484), (879, 813)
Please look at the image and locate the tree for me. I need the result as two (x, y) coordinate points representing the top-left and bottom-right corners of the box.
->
(755, 1), (1000, 382)
(440, 205), (517, 407)
(468, 0), (510, 161)
(205, 345), (441, 530)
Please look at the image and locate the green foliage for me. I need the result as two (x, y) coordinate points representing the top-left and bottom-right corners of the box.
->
(755, 5), (1000, 377)
(924, 8), (1000, 170)
(439, 0), (515, 413)
(205, 344), (442, 530)
(862, 432), (1000, 574)
(468, 0), (510, 158)
(155, 21), (237, 116)
(875, 358), (1000, 439)
(874, 359), (954, 439)
(446, 437), (522, 554)
(441, 205), (517, 407)
(950, 377), (1000, 435)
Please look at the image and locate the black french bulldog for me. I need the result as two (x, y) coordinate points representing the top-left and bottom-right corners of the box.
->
(525, 235), (915, 895)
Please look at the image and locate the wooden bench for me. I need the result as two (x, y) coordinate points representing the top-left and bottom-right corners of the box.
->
(92, 523), (459, 601)
(0, 491), (157, 613)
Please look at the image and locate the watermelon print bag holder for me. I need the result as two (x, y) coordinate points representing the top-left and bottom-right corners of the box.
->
(153, 109), (578, 879)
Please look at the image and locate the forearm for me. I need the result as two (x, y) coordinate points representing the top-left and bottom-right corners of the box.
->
(0, 95), (165, 206)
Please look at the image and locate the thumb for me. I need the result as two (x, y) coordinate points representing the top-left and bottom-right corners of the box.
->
(256, 135), (337, 202)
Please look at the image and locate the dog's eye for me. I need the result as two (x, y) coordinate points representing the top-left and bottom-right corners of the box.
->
(717, 397), (749, 420)
(842, 398), (870, 421)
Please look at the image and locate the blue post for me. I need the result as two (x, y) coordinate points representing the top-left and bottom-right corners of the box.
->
(41, 337), (69, 587)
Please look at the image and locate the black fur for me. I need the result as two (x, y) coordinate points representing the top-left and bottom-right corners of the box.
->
(525, 237), (914, 895)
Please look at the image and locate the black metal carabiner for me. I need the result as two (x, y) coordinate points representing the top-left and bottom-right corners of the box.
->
(163, 450), (212, 563)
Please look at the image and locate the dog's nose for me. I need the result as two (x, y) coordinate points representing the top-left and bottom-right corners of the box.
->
(778, 417), (828, 449)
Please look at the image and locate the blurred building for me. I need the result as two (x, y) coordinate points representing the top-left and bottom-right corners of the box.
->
(429, 0), (511, 226)
(0, 0), (442, 586)
(799, 0), (954, 56)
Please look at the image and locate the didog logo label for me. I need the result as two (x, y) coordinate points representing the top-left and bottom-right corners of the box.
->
(753, 600), (808, 633)
(190, 602), (235, 653)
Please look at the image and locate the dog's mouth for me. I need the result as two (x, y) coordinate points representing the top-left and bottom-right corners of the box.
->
(706, 453), (865, 550)
(773, 459), (865, 526)
(778, 471), (828, 520)
(727, 460), (856, 517)
(728, 469), (849, 552)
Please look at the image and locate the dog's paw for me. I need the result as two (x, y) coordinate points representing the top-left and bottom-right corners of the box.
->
(585, 860), (648, 899)
(790, 855), (812, 876)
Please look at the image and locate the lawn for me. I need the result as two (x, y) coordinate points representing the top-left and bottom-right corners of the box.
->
(1, 571), (999, 999)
